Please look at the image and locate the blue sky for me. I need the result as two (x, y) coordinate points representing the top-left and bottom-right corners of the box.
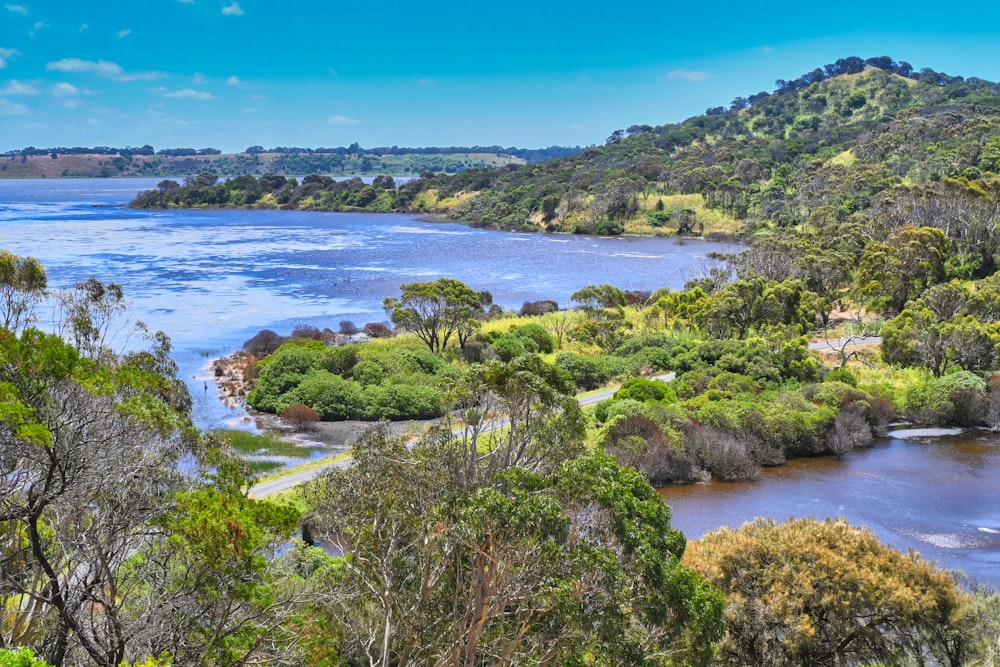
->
(2, 1), (999, 152)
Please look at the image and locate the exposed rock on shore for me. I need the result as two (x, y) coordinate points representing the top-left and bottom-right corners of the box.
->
(211, 350), (257, 409)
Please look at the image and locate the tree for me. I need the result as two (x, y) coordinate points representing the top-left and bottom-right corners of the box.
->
(0, 261), (300, 667)
(0, 250), (47, 333)
(383, 278), (489, 353)
(686, 518), (977, 667)
(304, 356), (724, 666)
(854, 225), (950, 313)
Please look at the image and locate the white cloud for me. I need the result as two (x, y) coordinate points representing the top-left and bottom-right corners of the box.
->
(0, 98), (29, 115)
(61, 99), (79, 108)
(666, 69), (710, 83)
(29, 21), (45, 36)
(328, 114), (361, 125)
(46, 57), (163, 82)
(192, 72), (207, 85)
(178, 0), (195, 3)
(51, 82), (80, 97)
(0, 47), (20, 68)
(0, 80), (37, 95)
(226, 75), (244, 87)
(221, 2), (243, 16)
(117, 29), (132, 38)
(5, 3), (27, 14)
(153, 86), (214, 100)
(79, 23), (90, 31)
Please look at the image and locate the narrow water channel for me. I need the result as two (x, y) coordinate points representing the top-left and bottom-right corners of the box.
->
(659, 428), (1000, 588)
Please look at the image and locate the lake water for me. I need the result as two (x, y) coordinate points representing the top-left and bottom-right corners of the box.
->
(4, 178), (999, 588)
(0, 178), (732, 429)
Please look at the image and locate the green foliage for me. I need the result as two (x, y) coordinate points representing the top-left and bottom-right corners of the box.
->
(383, 277), (489, 353)
(246, 334), (451, 421)
(492, 333), (526, 361)
(511, 322), (556, 353)
(0, 648), (54, 667)
(614, 377), (676, 403)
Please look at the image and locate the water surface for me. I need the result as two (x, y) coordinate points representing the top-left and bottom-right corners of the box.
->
(0, 178), (732, 429)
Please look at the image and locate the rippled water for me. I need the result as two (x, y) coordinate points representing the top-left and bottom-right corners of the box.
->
(0, 178), (733, 429)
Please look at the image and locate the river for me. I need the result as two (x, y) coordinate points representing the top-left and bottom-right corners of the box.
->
(4, 178), (999, 588)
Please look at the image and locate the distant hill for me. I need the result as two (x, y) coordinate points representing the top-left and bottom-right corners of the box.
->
(0, 150), (535, 179)
(421, 56), (1000, 235)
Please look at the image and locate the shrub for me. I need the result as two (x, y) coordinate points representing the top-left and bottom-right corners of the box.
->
(683, 423), (762, 481)
(287, 371), (363, 420)
(243, 329), (286, 357)
(512, 323), (556, 354)
(338, 320), (360, 335)
(826, 401), (873, 457)
(362, 322), (393, 338)
(519, 299), (559, 316)
(319, 345), (359, 376)
(280, 403), (321, 430)
(599, 415), (692, 485)
(246, 344), (322, 413)
(493, 334), (527, 362)
(555, 352), (609, 389)
(614, 377), (676, 403)
(825, 367), (858, 386)
(686, 518), (976, 667)
(360, 384), (443, 420)
(350, 359), (386, 386)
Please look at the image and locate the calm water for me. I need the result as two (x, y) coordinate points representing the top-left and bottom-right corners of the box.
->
(5, 179), (999, 586)
(661, 428), (1000, 588)
(0, 178), (731, 429)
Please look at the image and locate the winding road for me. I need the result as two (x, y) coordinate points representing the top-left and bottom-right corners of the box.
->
(249, 336), (882, 497)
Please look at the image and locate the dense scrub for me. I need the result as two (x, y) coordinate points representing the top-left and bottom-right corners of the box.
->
(245, 337), (455, 421)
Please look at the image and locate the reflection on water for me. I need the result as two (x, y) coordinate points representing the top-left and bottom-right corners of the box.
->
(660, 430), (1000, 587)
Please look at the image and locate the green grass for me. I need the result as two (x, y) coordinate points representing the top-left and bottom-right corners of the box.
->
(217, 429), (314, 473)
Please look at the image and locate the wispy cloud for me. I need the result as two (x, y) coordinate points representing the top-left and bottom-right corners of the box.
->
(0, 79), (37, 95)
(153, 86), (213, 100)
(192, 72), (208, 85)
(221, 2), (243, 16)
(666, 69), (711, 83)
(328, 114), (361, 125)
(51, 82), (82, 97)
(0, 47), (19, 69)
(0, 98), (29, 115)
(117, 29), (132, 38)
(760, 45), (774, 54)
(226, 75), (245, 87)
(47, 57), (164, 82)
(29, 20), (45, 36)
(5, 3), (27, 14)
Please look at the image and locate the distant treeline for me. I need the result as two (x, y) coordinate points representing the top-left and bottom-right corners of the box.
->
(244, 144), (581, 163)
(5, 144), (581, 164)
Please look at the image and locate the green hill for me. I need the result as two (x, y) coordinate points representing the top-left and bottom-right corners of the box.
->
(426, 57), (1000, 235)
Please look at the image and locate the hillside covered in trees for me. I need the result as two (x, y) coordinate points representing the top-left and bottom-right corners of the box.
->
(134, 56), (1000, 240)
(0, 144), (580, 179)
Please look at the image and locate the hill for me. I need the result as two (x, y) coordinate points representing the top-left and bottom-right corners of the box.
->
(0, 149), (530, 179)
(426, 56), (1000, 235)
(133, 56), (1000, 248)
